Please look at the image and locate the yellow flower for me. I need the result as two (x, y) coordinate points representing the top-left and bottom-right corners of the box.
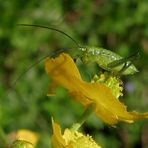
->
(10, 129), (39, 146)
(51, 118), (101, 148)
(45, 53), (148, 125)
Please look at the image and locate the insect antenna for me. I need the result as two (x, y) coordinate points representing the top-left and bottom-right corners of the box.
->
(18, 24), (81, 48)
(4, 48), (69, 100)
(11, 48), (69, 88)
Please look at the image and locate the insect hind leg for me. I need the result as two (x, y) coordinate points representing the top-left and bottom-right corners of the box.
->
(117, 61), (132, 76)
(108, 51), (139, 76)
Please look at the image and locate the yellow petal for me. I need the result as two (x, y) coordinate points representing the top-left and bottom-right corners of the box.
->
(45, 53), (92, 106)
(45, 53), (148, 124)
(51, 119), (101, 148)
(51, 118), (67, 148)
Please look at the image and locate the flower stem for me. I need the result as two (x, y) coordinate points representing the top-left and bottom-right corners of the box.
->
(71, 103), (95, 131)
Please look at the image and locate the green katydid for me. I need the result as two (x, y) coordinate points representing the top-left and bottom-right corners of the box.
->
(14, 24), (139, 85)
(80, 46), (139, 75)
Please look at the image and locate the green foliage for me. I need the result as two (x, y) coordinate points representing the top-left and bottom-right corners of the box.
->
(0, 0), (148, 147)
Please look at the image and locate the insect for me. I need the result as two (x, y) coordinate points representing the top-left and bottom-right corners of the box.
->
(80, 46), (139, 75)
(15, 24), (138, 85)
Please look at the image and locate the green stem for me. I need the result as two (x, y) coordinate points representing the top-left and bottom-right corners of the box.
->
(71, 103), (95, 131)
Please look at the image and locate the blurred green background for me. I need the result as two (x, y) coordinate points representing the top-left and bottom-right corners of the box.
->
(0, 0), (148, 147)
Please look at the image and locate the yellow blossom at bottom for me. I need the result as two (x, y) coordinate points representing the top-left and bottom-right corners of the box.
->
(16, 129), (39, 146)
(51, 119), (101, 148)
(11, 140), (34, 148)
(8, 129), (39, 147)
